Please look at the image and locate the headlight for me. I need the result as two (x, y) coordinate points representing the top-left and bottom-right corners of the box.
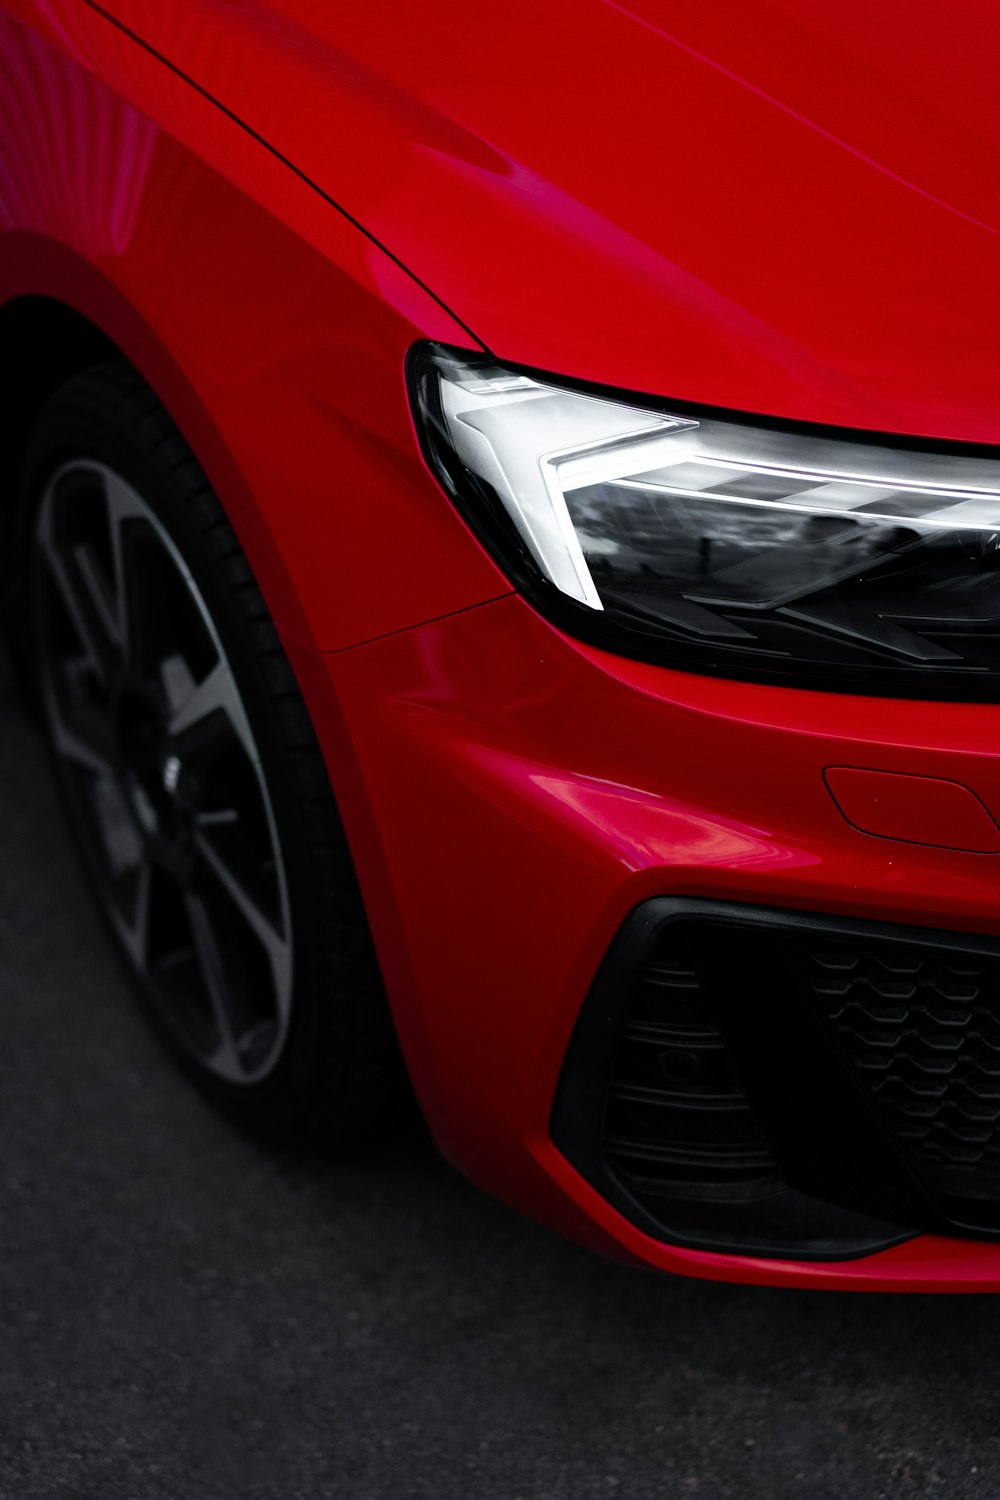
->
(409, 343), (1000, 698)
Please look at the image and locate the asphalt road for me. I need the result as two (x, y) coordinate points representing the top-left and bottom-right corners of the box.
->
(1, 646), (999, 1500)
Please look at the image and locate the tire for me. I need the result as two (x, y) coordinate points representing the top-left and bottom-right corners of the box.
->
(19, 358), (404, 1146)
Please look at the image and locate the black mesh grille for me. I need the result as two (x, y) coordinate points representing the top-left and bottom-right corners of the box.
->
(552, 898), (1000, 1257)
(553, 901), (917, 1258)
(604, 931), (780, 1202)
(788, 935), (1000, 1190)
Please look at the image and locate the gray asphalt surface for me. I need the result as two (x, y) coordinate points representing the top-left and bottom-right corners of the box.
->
(1, 645), (999, 1500)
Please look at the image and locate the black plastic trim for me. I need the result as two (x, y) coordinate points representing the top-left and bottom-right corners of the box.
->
(552, 898), (925, 1261)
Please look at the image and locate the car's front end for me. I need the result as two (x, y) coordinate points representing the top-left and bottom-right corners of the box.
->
(341, 337), (1000, 1288)
(318, 420), (1000, 1287)
(5, 0), (1000, 1289)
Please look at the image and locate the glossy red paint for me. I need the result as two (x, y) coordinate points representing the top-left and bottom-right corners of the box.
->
(61, 0), (1000, 443)
(0, 4), (509, 652)
(4, 0), (1000, 1289)
(301, 597), (1000, 1291)
(824, 767), (1000, 855)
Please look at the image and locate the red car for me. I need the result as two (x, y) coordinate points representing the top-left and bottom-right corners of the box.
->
(3, 1), (1000, 1292)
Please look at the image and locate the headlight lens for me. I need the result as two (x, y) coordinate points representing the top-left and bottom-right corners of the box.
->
(409, 343), (1000, 698)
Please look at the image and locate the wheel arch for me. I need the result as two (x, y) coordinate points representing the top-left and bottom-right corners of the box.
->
(0, 245), (424, 1075)
(0, 238), (315, 652)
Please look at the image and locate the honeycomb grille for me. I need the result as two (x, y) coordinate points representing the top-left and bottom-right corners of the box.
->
(789, 936), (1000, 1184)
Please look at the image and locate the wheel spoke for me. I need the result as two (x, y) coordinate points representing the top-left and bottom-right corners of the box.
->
(72, 541), (122, 653)
(39, 526), (114, 686)
(49, 705), (116, 780)
(103, 469), (148, 663)
(184, 890), (245, 1077)
(160, 653), (197, 717)
(194, 808), (240, 828)
(119, 856), (153, 967)
(193, 827), (291, 1004)
(167, 658), (256, 762)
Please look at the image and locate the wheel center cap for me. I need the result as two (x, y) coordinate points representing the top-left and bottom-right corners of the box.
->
(161, 754), (183, 799)
(124, 751), (187, 842)
(112, 684), (188, 839)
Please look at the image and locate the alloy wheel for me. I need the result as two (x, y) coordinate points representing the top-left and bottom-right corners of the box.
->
(33, 460), (293, 1084)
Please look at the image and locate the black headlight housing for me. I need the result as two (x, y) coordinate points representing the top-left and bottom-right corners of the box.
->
(409, 341), (1000, 700)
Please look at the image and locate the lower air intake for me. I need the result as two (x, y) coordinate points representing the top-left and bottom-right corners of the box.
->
(554, 900), (1000, 1256)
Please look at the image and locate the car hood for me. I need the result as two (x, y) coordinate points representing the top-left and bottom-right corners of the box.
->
(91, 0), (1000, 442)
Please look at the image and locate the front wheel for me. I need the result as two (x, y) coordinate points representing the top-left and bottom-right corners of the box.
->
(22, 360), (403, 1145)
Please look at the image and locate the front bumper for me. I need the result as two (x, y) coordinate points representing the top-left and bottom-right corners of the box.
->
(289, 590), (1000, 1289)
